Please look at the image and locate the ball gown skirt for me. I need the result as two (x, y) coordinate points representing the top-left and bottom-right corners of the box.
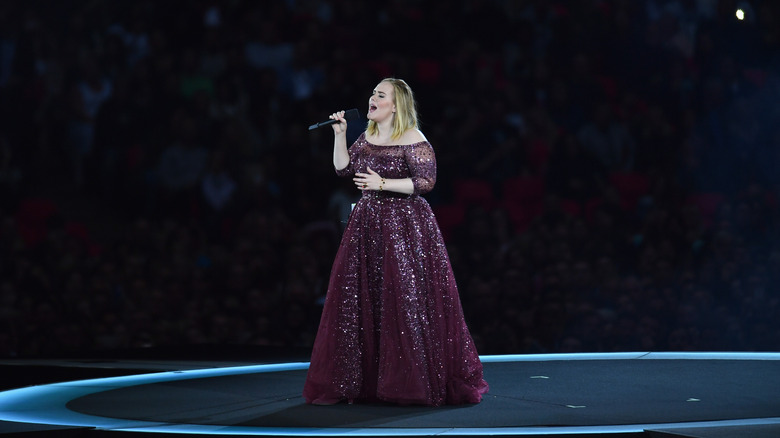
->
(303, 134), (488, 406)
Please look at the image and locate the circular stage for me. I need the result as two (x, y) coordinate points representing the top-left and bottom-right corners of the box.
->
(1, 352), (780, 437)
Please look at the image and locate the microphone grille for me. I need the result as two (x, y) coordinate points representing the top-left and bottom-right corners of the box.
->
(344, 108), (360, 121)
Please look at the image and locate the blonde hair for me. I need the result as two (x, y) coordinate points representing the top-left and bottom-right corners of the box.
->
(366, 78), (418, 140)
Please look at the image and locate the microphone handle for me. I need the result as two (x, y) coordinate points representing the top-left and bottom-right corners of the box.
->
(308, 119), (340, 131)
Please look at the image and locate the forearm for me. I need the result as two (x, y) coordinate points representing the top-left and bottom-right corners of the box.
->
(380, 177), (415, 195)
(353, 168), (420, 195)
(333, 133), (349, 171)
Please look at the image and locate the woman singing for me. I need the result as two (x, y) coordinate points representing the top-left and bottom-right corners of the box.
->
(303, 78), (488, 406)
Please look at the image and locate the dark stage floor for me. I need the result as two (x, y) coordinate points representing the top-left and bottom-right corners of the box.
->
(1, 352), (779, 437)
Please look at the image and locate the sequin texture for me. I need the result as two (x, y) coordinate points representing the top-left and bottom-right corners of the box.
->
(303, 133), (489, 406)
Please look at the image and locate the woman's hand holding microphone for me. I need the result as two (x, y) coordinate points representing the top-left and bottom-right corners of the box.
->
(330, 111), (347, 135)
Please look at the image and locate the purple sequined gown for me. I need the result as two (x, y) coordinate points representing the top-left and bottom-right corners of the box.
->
(303, 133), (488, 406)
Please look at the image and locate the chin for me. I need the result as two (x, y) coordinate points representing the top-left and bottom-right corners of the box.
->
(368, 112), (389, 123)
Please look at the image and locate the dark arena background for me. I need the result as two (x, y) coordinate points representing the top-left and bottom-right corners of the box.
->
(1, 1), (780, 437)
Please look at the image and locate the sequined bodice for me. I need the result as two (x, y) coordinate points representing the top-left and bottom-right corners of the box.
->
(336, 133), (436, 196)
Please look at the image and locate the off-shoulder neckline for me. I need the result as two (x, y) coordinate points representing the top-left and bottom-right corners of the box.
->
(360, 132), (429, 147)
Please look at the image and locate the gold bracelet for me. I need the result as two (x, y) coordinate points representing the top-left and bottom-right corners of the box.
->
(379, 178), (386, 191)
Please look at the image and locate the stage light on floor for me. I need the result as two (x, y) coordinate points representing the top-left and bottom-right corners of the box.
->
(2, 353), (780, 436)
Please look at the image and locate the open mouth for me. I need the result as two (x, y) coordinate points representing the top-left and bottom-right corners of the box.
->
(368, 104), (377, 113)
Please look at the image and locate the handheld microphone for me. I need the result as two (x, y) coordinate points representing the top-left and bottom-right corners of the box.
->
(308, 108), (360, 131)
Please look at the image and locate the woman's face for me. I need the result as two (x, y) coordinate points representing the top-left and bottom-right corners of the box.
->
(367, 81), (396, 123)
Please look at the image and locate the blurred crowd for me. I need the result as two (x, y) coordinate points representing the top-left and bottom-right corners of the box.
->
(1, 0), (780, 358)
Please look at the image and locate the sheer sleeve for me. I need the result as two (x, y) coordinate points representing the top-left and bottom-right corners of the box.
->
(405, 141), (437, 195)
